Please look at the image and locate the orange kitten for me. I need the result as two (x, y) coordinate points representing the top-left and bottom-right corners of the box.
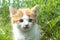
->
(9, 5), (40, 40)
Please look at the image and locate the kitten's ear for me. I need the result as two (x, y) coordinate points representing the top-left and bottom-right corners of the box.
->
(9, 6), (16, 17)
(31, 5), (38, 13)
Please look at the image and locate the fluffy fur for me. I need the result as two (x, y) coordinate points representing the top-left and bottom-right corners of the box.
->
(9, 5), (40, 40)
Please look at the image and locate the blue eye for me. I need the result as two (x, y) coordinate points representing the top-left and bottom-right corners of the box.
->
(29, 19), (32, 22)
(19, 19), (23, 22)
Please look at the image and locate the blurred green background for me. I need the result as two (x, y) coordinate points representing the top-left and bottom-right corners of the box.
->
(0, 0), (60, 40)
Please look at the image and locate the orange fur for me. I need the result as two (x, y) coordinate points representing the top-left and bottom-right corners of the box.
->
(11, 8), (36, 23)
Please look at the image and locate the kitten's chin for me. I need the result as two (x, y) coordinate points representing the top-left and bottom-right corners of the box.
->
(20, 28), (31, 32)
(23, 28), (31, 32)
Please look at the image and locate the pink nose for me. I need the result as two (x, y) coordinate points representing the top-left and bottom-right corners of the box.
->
(24, 24), (29, 29)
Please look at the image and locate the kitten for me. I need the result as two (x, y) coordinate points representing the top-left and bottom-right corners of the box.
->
(9, 5), (40, 40)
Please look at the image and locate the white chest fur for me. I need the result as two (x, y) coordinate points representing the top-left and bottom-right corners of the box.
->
(12, 24), (40, 40)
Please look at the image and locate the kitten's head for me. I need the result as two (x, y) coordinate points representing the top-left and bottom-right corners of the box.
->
(9, 5), (38, 31)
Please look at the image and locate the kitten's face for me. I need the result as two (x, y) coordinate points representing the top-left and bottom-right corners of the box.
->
(9, 5), (38, 31)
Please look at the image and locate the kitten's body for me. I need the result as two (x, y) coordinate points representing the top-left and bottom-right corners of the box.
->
(13, 23), (40, 40)
(9, 5), (40, 40)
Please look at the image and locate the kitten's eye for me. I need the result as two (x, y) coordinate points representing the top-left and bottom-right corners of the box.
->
(19, 19), (23, 22)
(29, 19), (32, 22)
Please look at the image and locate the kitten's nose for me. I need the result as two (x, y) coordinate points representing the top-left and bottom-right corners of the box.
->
(24, 24), (29, 29)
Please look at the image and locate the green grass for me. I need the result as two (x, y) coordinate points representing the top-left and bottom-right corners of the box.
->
(0, 0), (60, 40)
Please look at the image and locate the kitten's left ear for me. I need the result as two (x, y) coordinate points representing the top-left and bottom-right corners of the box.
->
(31, 5), (38, 13)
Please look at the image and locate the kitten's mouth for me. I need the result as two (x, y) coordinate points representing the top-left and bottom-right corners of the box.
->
(23, 26), (29, 29)
(23, 26), (31, 31)
(18, 25), (30, 31)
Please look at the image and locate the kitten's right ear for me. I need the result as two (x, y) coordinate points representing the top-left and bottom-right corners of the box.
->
(9, 6), (16, 17)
